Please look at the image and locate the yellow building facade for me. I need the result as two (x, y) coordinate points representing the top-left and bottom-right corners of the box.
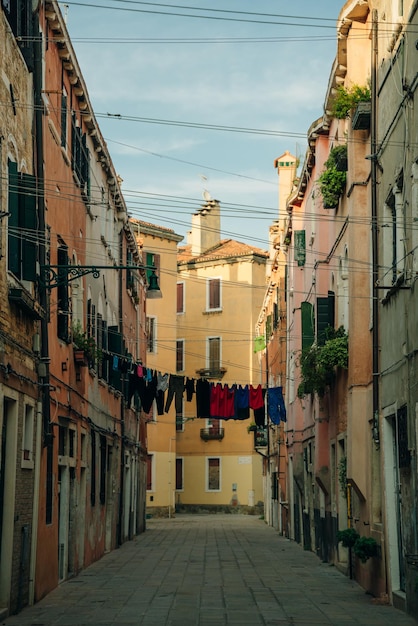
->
(131, 220), (183, 517)
(175, 200), (268, 513)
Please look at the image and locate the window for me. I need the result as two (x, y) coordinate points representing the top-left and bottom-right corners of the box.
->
(99, 435), (107, 505)
(207, 457), (220, 491)
(7, 160), (37, 282)
(207, 278), (221, 310)
(146, 316), (156, 353)
(316, 291), (335, 345)
(61, 88), (68, 149)
(383, 177), (404, 287)
(294, 230), (306, 267)
(176, 398), (184, 431)
(301, 301), (314, 351)
(176, 339), (184, 372)
(177, 282), (185, 314)
(175, 458), (184, 490)
(2, 0), (34, 70)
(208, 337), (221, 373)
(146, 454), (153, 491)
(22, 404), (34, 467)
(146, 252), (160, 281)
(71, 112), (90, 197)
(90, 431), (96, 506)
(57, 245), (69, 342)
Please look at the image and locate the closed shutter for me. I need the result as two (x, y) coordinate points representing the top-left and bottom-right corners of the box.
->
(316, 297), (329, 345)
(20, 173), (37, 281)
(294, 230), (306, 267)
(301, 302), (314, 351)
(7, 160), (20, 276)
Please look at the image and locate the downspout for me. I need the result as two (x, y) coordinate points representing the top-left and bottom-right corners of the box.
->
(371, 10), (380, 447)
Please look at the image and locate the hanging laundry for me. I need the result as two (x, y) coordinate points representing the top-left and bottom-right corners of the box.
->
(254, 388), (266, 426)
(267, 387), (287, 424)
(196, 378), (211, 418)
(249, 384), (264, 410)
(156, 371), (169, 416)
(233, 384), (250, 420)
(164, 374), (185, 416)
(210, 383), (235, 419)
(185, 377), (195, 402)
(142, 371), (158, 414)
(254, 335), (266, 353)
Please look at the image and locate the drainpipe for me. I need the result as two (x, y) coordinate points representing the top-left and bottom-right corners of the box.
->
(371, 10), (380, 447)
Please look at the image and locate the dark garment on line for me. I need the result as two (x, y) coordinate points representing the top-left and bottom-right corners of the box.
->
(268, 387), (286, 424)
(196, 378), (211, 418)
(234, 384), (250, 420)
(185, 377), (195, 401)
(254, 388), (266, 426)
(142, 372), (158, 414)
(155, 389), (165, 415)
(164, 374), (185, 416)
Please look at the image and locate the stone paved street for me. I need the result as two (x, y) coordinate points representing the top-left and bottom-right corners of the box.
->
(3, 514), (417, 626)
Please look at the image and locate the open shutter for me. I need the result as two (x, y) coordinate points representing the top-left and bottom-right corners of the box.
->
(7, 160), (20, 276)
(301, 302), (314, 351)
(20, 173), (37, 281)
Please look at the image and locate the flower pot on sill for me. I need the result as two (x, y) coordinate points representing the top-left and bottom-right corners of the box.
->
(74, 349), (87, 365)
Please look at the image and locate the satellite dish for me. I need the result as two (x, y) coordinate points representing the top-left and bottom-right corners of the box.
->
(203, 190), (211, 201)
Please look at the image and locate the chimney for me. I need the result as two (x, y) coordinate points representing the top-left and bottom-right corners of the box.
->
(191, 199), (221, 256)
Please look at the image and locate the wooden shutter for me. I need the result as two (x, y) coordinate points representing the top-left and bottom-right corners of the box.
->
(301, 302), (314, 351)
(7, 160), (20, 276)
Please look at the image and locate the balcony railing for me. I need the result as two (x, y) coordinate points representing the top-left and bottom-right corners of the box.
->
(200, 427), (225, 441)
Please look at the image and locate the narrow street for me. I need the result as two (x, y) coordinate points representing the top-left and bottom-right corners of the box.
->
(3, 515), (417, 626)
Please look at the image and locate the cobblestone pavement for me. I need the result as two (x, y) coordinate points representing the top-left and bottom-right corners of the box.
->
(3, 514), (418, 625)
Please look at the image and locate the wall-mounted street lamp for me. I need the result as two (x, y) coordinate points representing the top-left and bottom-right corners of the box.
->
(39, 264), (162, 298)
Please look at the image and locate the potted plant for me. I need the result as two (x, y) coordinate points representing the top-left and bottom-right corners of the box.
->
(247, 422), (257, 433)
(353, 536), (378, 563)
(331, 84), (371, 120)
(72, 321), (101, 365)
(298, 326), (348, 398)
(337, 527), (359, 548)
(318, 144), (348, 209)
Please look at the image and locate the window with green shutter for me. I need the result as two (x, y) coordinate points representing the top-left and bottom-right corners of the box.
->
(301, 302), (314, 351)
(294, 230), (306, 267)
(316, 292), (335, 345)
(7, 161), (37, 282)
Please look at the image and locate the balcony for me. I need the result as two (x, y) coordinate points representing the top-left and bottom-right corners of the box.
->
(200, 427), (225, 441)
(196, 367), (227, 380)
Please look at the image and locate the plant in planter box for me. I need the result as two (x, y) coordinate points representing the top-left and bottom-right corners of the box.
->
(337, 527), (359, 548)
(72, 321), (102, 363)
(297, 326), (348, 398)
(318, 144), (348, 209)
(353, 536), (378, 563)
(247, 422), (257, 433)
(331, 84), (371, 119)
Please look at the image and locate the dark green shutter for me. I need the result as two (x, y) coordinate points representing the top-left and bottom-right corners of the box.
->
(301, 302), (314, 351)
(8, 161), (20, 276)
(294, 230), (306, 267)
(20, 173), (37, 281)
(328, 291), (335, 330)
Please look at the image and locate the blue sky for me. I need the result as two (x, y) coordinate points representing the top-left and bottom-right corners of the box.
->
(63, 1), (341, 248)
